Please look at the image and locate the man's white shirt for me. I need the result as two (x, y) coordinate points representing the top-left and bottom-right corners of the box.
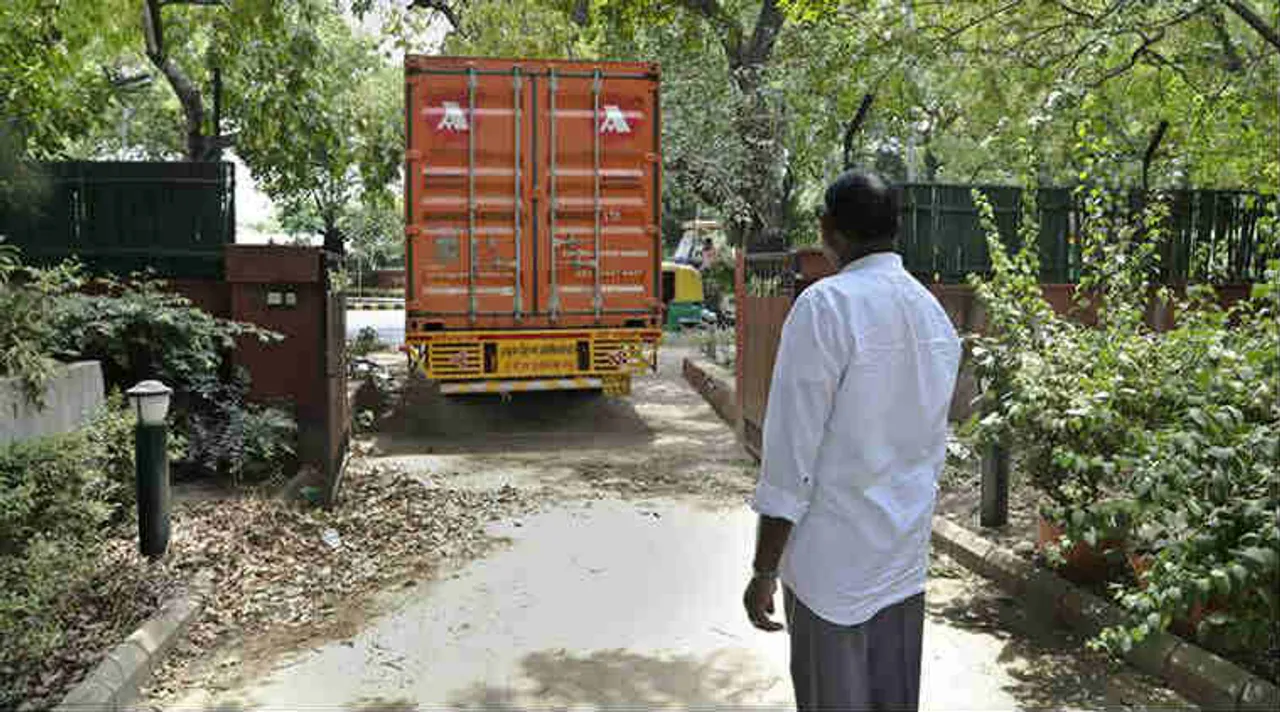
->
(752, 252), (962, 626)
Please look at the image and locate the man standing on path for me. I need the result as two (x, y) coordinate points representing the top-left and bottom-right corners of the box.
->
(743, 171), (962, 711)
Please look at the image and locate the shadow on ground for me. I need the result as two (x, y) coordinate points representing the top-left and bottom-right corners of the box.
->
(928, 582), (1189, 710)
(446, 648), (785, 710)
(174, 649), (783, 712)
(182, 698), (420, 712)
(371, 373), (657, 454)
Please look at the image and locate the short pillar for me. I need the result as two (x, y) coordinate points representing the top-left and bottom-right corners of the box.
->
(127, 380), (173, 560)
(980, 442), (1010, 528)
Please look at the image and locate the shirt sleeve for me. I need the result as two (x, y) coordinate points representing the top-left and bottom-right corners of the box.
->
(751, 288), (851, 524)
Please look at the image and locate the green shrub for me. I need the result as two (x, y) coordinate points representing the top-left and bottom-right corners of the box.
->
(1, 252), (300, 490)
(968, 179), (1280, 678)
(0, 251), (80, 403)
(42, 270), (295, 482)
(0, 399), (135, 690)
(348, 325), (385, 356)
(45, 271), (279, 392)
(238, 405), (298, 483)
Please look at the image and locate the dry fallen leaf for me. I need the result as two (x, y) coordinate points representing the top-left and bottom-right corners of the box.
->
(15, 459), (534, 712)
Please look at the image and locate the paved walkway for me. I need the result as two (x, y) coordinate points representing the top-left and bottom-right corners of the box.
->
(150, 347), (1189, 711)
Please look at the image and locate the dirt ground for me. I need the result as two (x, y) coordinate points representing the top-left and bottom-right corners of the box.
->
(136, 344), (1190, 711)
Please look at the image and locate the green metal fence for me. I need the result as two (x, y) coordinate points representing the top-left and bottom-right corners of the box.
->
(0, 161), (235, 278)
(898, 185), (1272, 284)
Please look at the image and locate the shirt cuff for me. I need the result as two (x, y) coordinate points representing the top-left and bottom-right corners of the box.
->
(750, 479), (811, 524)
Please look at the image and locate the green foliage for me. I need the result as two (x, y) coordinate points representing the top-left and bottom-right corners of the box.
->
(779, 1), (1279, 193)
(969, 147), (1280, 675)
(0, 0), (136, 159)
(0, 398), (135, 705)
(341, 199), (405, 270)
(227, 5), (402, 247)
(88, 392), (139, 516)
(0, 254), (81, 403)
(28, 268), (297, 484)
(46, 271), (280, 392)
(236, 405), (299, 484)
(349, 326), (387, 357)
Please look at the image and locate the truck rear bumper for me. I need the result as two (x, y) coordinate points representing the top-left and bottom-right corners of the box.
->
(406, 328), (660, 381)
(439, 377), (606, 395)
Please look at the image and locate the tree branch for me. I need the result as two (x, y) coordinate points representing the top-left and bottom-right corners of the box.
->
(1224, 0), (1280, 53)
(1209, 7), (1245, 71)
(1143, 47), (1204, 92)
(740, 0), (785, 70)
(677, 0), (745, 67)
(408, 0), (459, 31)
(1044, 0), (1097, 22)
(927, 0), (1022, 45)
(142, 0), (207, 160)
(1088, 29), (1166, 88)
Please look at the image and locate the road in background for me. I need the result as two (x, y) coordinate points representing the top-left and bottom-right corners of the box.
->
(346, 307), (404, 346)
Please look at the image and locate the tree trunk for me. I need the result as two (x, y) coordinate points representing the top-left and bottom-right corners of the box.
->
(924, 148), (941, 182)
(680, 0), (789, 252)
(323, 220), (345, 256)
(142, 0), (209, 161)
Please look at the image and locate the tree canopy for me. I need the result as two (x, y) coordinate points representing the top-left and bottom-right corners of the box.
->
(3, 0), (1274, 252)
(405, 0), (1277, 248)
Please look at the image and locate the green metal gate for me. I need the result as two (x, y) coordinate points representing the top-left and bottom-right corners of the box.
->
(897, 185), (1271, 284)
(0, 161), (235, 278)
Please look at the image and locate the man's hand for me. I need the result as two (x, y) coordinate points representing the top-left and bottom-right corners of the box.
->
(743, 575), (784, 632)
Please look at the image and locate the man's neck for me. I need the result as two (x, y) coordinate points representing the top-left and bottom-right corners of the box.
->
(837, 242), (896, 269)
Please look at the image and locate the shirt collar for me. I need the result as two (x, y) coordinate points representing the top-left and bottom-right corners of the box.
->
(840, 251), (902, 274)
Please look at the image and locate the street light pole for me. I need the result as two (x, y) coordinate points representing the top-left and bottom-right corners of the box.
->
(127, 380), (173, 560)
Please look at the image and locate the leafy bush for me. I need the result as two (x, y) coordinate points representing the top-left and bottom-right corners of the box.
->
(0, 399), (135, 690)
(45, 270), (279, 392)
(38, 269), (297, 483)
(238, 405), (298, 483)
(968, 181), (1280, 678)
(348, 325), (385, 356)
(0, 250), (80, 403)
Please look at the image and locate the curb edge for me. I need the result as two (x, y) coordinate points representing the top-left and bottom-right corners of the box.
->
(53, 570), (214, 712)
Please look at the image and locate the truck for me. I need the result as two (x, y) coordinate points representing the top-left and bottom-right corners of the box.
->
(403, 56), (663, 397)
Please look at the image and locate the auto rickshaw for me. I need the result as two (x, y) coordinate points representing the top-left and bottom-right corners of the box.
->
(661, 261), (706, 330)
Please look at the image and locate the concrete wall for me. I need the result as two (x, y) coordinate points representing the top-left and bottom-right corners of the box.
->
(1, 361), (105, 446)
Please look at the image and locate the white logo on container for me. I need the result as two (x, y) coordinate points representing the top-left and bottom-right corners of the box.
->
(437, 101), (469, 132)
(600, 105), (631, 134)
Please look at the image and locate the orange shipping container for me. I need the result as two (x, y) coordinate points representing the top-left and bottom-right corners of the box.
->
(404, 56), (662, 331)
(404, 56), (663, 395)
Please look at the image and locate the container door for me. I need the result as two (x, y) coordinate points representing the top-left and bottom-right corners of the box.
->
(406, 67), (534, 323)
(534, 68), (659, 321)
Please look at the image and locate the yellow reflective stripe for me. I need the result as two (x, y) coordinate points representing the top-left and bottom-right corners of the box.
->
(439, 378), (603, 394)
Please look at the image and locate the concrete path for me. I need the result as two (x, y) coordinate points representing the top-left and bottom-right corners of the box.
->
(152, 346), (1189, 711)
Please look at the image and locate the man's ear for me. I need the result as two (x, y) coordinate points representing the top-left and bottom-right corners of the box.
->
(819, 214), (835, 235)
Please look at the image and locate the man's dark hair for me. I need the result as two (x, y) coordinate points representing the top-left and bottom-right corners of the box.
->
(822, 170), (899, 245)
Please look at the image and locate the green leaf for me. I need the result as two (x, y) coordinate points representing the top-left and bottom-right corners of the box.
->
(1227, 562), (1250, 587)
(1209, 568), (1232, 597)
(1238, 547), (1278, 572)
